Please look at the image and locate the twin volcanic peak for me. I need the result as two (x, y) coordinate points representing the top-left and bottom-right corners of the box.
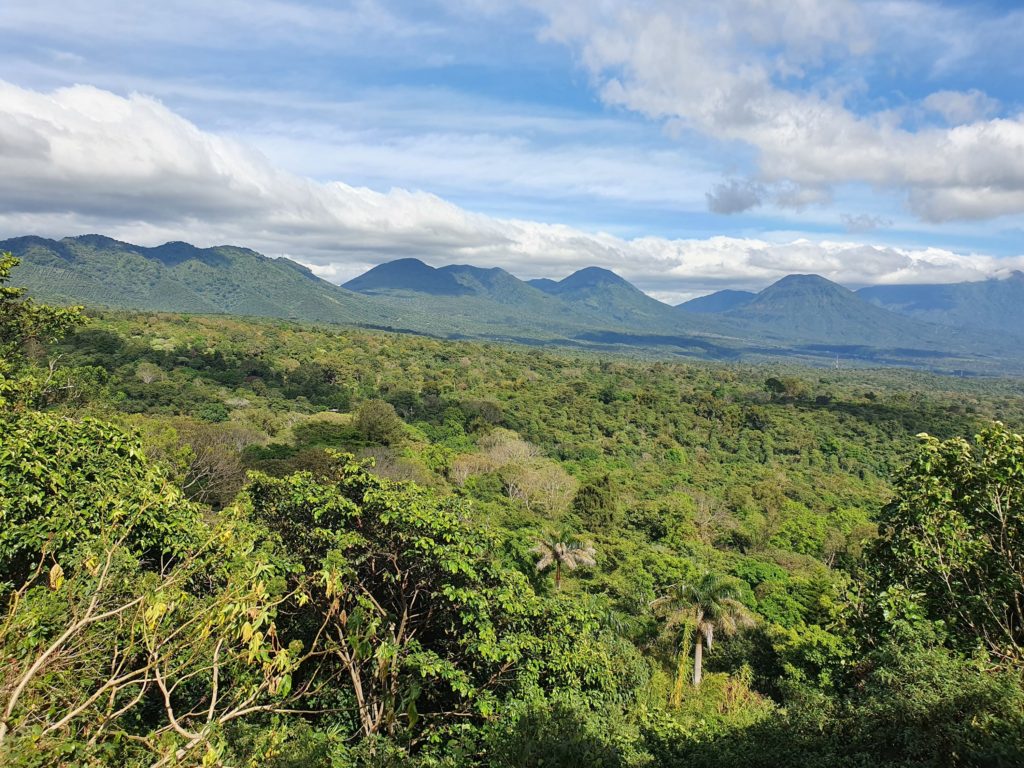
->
(345, 260), (700, 332)
(3, 235), (1023, 372)
(344, 259), (632, 301)
(343, 258), (550, 307)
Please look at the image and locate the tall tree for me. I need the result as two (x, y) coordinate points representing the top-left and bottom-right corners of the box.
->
(653, 573), (754, 686)
(353, 398), (405, 445)
(532, 536), (596, 590)
(0, 253), (83, 408)
(870, 423), (1024, 662)
(245, 457), (617, 745)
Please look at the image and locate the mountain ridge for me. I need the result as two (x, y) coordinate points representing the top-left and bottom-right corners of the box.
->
(4, 234), (1022, 374)
(857, 273), (1024, 336)
(678, 289), (756, 314)
(3, 234), (382, 323)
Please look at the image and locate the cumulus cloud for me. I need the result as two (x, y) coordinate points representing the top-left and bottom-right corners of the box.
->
(0, 81), (1021, 305)
(923, 89), (1001, 125)
(525, 0), (1024, 222)
(706, 179), (765, 214)
(841, 213), (892, 233)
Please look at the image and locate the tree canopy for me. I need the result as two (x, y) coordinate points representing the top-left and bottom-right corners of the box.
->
(3, 262), (1024, 766)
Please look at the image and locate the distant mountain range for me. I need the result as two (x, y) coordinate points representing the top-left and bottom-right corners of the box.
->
(857, 274), (1024, 336)
(4, 235), (388, 325)
(684, 273), (1024, 338)
(5, 234), (1023, 375)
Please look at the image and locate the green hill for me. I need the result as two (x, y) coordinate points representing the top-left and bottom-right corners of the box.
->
(344, 259), (603, 338)
(345, 260), (726, 338)
(343, 258), (473, 296)
(723, 274), (1017, 365)
(3, 235), (389, 325)
(535, 266), (713, 331)
(677, 289), (756, 313)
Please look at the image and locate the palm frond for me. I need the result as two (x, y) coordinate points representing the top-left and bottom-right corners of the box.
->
(653, 572), (754, 644)
(572, 544), (597, 567)
(532, 535), (597, 580)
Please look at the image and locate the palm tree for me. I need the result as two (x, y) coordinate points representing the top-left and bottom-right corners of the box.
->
(532, 536), (596, 590)
(653, 572), (754, 687)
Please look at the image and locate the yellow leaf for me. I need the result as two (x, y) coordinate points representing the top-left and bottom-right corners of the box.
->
(49, 563), (64, 591)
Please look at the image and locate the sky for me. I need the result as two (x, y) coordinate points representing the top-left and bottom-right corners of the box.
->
(2, 0), (1024, 302)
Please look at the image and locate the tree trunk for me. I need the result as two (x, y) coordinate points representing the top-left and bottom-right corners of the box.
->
(670, 649), (688, 707)
(692, 634), (703, 687)
(554, 561), (562, 590)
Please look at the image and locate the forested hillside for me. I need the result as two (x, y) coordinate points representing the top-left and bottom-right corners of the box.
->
(3, 253), (1024, 767)
(858, 272), (1024, 335)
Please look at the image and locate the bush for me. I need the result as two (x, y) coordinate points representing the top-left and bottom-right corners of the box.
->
(354, 399), (405, 445)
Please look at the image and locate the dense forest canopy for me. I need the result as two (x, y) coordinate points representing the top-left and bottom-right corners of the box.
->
(2, 252), (1024, 767)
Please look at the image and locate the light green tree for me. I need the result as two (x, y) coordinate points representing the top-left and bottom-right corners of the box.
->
(871, 423), (1024, 662)
(0, 252), (83, 408)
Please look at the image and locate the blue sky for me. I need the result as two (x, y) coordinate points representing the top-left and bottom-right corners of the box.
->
(2, 0), (1023, 300)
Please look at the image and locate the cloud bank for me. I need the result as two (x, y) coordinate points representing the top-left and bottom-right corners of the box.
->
(526, 0), (1024, 223)
(0, 81), (1021, 302)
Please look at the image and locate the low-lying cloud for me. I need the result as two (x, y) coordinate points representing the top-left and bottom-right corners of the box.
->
(0, 81), (1021, 303)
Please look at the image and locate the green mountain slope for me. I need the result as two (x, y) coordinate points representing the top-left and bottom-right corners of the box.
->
(678, 289), (756, 313)
(343, 259), (605, 337)
(3, 235), (391, 325)
(857, 273), (1024, 336)
(525, 266), (722, 333)
(726, 274), (1013, 354)
(343, 258), (472, 296)
(345, 260), (724, 337)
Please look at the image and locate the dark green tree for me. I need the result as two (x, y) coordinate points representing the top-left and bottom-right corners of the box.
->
(572, 474), (620, 526)
(354, 398), (405, 445)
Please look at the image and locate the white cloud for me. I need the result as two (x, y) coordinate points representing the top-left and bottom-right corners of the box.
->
(525, 0), (1024, 222)
(0, 81), (1021, 306)
(922, 90), (1001, 125)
